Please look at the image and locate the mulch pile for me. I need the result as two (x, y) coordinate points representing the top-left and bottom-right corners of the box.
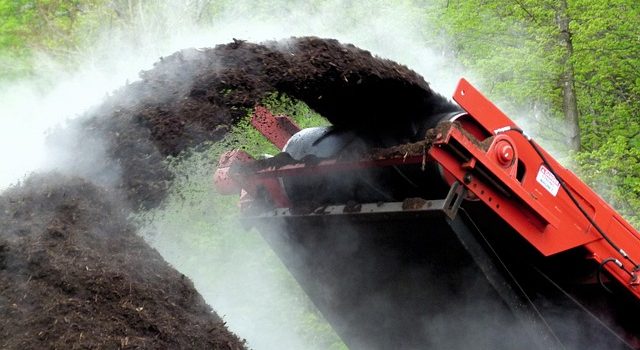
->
(0, 174), (245, 349)
(1, 37), (457, 349)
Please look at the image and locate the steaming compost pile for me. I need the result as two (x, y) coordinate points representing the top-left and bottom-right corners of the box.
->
(1, 36), (457, 348)
(0, 174), (245, 349)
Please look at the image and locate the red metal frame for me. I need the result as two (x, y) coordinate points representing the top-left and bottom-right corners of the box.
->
(215, 80), (640, 300)
(214, 106), (300, 202)
(213, 149), (253, 195)
(444, 79), (640, 296)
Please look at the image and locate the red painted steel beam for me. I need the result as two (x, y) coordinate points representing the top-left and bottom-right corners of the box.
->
(449, 78), (640, 299)
(251, 106), (301, 150)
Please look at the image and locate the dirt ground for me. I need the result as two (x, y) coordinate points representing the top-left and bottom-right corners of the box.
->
(1, 37), (456, 349)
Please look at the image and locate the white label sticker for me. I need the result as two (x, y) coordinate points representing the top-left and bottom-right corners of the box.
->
(536, 165), (560, 196)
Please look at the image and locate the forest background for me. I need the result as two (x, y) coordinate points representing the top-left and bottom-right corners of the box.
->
(0, 1), (638, 349)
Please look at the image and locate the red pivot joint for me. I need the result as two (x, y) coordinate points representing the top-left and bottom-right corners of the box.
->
(495, 140), (515, 166)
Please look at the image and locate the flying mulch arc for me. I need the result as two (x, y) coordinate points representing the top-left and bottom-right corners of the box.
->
(78, 36), (459, 209)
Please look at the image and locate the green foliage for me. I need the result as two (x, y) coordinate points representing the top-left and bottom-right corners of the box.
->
(576, 136), (640, 227)
(0, 0), (99, 79)
(426, 0), (564, 128)
(262, 92), (329, 129)
(0, 0), (229, 80)
(571, 0), (640, 152)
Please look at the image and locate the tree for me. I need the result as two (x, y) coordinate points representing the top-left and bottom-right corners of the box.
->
(557, 0), (580, 150)
(0, 0), (94, 79)
(425, 0), (582, 150)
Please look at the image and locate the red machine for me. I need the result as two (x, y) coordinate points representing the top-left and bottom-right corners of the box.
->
(215, 79), (640, 349)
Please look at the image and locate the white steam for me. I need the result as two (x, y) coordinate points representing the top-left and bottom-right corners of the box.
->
(0, 73), (110, 188)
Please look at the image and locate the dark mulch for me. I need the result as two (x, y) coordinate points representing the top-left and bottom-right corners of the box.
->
(0, 174), (245, 349)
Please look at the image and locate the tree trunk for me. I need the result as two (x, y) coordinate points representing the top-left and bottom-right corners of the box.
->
(557, 0), (580, 151)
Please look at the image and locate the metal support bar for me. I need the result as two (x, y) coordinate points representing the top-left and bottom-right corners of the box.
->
(241, 199), (449, 224)
(443, 181), (467, 219)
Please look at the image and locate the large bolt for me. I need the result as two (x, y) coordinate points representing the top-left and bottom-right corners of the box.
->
(495, 141), (514, 166)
